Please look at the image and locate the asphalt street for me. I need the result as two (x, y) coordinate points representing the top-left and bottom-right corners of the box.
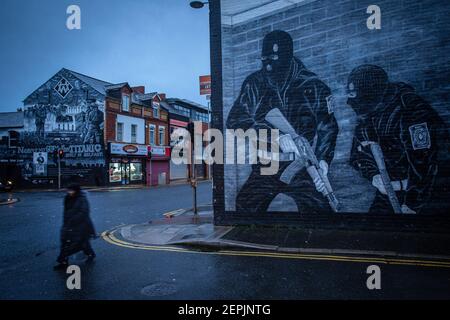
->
(0, 181), (449, 299)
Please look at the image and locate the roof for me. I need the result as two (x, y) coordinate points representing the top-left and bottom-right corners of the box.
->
(133, 92), (158, 101)
(165, 98), (209, 112)
(161, 101), (189, 122)
(105, 82), (130, 91)
(23, 68), (113, 102)
(0, 112), (24, 129)
(155, 101), (169, 113)
(22, 68), (167, 108)
(160, 101), (178, 114)
(222, 0), (306, 25)
(66, 69), (112, 95)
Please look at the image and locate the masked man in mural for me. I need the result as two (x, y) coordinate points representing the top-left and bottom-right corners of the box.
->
(34, 104), (47, 138)
(83, 100), (103, 144)
(227, 30), (338, 213)
(349, 65), (446, 214)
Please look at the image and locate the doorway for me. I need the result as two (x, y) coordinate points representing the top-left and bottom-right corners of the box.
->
(121, 162), (130, 185)
(109, 161), (144, 185)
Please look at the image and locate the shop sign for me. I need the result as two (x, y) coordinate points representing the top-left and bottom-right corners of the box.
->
(149, 146), (170, 157)
(110, 143), (148, 156)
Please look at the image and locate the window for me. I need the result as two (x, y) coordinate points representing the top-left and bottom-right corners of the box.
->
(174, 104), (190, 117)
(8, 130), (20, 148)
(153, 104), (159, 118)
(193, 111), (209, 123)
(149, 125), (156, 145)
(131, 124), (137, 143)
(158, 126), (165, 146)
(109, 163), (121, 183)
(130, 163), (143, 181)
(116, 122), (124, 141)
(122, 95), (130, 112)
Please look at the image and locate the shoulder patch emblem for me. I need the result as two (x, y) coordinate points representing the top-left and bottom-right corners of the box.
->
(409, 122), (431, 150)
(325, 95), (335, 114)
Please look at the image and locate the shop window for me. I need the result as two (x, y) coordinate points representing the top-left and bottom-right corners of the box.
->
(159, 126), (165, 146)
(116, 122), (124, 141)
(109, 163), (121, 183)
(130, 163), (143, 181)
(131, 124), (137, 143)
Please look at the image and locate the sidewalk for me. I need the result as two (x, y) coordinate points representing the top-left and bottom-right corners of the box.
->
(107, 206), (450, 260)
(13, 179), (211, 193)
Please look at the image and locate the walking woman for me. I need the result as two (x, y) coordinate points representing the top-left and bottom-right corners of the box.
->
(54, 183), (96, 270)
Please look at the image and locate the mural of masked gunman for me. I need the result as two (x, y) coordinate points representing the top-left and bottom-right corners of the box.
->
(349, 65), (446, 214)
(83, 100), (103, 144)
(34, 104), (47, 138)
(226, 30), (338, 213)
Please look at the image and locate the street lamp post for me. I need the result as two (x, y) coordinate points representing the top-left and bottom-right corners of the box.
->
(189, 1), (209, 9)
(189, 0), (210, 216)
(190, 0), (222, 218)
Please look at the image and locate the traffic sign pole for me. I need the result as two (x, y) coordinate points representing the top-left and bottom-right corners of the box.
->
(58, 153), (61, 190)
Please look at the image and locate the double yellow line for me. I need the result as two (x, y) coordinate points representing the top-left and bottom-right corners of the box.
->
(101, 229), (450, 269)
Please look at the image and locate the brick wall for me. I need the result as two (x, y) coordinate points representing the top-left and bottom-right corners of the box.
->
(104, 106), (117, 144)
(105, 98), (170, 147)
(215, 0), (450, 228)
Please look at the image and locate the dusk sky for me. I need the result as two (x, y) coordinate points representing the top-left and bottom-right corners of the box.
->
(0, 0), (210, 112)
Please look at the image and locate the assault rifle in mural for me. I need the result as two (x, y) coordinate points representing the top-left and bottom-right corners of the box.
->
(364, 141), (402, 214)
(349, 64), (448, 214)
(226, 30), (339, 214)
(265, 108), (339, 212)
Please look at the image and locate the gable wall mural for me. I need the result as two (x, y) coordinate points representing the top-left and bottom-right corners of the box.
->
(14, 69), (106, 187)
(217, 0), (450, 223)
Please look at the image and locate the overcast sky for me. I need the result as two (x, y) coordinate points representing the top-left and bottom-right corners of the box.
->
(0, 0), (210, 112)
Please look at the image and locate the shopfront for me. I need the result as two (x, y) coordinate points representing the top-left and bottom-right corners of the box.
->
(169, 119), (188, 181)
(147, 145), (171, 186)
(108, 143), (149, 185)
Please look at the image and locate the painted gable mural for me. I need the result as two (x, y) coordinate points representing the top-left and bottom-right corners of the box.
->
(17, 69), (107, 187)
(218, 0), (450, 218)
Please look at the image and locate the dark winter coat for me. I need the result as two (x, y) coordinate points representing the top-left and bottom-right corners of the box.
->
(227, 57), (338, 165)
(350, 82), (446, 213)
(61, 191), (96, 243)
(226, 57), (338, 213)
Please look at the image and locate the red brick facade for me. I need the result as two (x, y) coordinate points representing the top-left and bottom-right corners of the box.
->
(104, 89), (169, 147)
(104, 85), (170, 186)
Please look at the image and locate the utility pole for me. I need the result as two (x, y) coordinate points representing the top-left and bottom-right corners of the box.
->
(148, 146), (153, 187)
(57, 151), (61, 190)
(192, 149), (198, 215)
(55, 148), (64, 190)
(188, 122), (198, 215)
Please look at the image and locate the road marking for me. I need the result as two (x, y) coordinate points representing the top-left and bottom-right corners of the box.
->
(163, 209), (186, 218)
(0, 198), (20, 206)
(101, 229), (450, 269)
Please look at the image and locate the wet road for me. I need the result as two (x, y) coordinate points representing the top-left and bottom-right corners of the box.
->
(0, 182), (449, 299)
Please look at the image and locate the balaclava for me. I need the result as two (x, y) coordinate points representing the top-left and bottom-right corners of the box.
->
(347, 64), (389, 116)
(261, 30), (294, 82)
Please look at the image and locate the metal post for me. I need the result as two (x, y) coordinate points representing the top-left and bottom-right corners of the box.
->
(193, 174), (198, 215)
(191, 137), (198, 215)
(57, 151), (61, 190)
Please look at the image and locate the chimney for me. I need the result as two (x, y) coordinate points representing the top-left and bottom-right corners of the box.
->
(158, 93), (166, 101)
(132, 86), (145, 94)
